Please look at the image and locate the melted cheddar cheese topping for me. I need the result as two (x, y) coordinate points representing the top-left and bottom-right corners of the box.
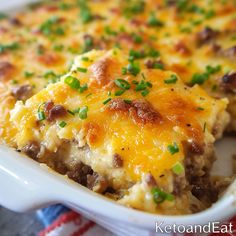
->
(1, 0), (236, 145)
(10, 50), (228, 182)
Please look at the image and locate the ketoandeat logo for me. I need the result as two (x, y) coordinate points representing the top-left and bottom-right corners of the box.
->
(155, 221), (233, 234)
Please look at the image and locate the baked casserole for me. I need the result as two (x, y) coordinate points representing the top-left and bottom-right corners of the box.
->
(0, 0), (235, 215)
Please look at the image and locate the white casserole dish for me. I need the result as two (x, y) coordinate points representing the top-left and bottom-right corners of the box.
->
(0, 1), (236, 235)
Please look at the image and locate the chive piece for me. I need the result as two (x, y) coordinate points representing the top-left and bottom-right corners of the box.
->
(40, 16), (65, 36)
(135, 80), (152, 91)
(104, 26), (117, 36)
(127, 62), (140, 76)
(122, 67), (127, 75)
(24, 71), (34, 78)
(11, 80), (18, 84)
(80, 8), (93, 23)
(79, 106), (88, 120)
(103, 98), (112, 105)
(67, 110), (75, 116)
(0, 42), (20, 54)
(77, 67), (87, 73)
(59, 121), (67, 128)
(172, 162), (184, 175)
(37, 103), (46, 121)
(141, 89), (150, 97)
(167, 143), (179, 155)
(153, 62), (164, 70)
(115, 89), (125, 96)
(151, 187), (174, 204)
(53, 44), (64, 52)
(124, 99), (132, 104)
(203, 122), (207, 132)
(81, 56), (89, 61)
(37, 111), (46, 121)
(164, 74), (178, 84)
(73, 108), (80, 114)
(79, 84), (88, 93)
(191, 73), (208, 85)
(64, 76), (80, 89)
(147, 13), (164, 27)
(197, 107), (204, 111)
(132, 33), (143, 44)
(114, 79), (131, 90)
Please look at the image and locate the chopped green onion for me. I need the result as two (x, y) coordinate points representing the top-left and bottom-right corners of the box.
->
(197, 107), (204, 111)
(79, 106), (88, 120)
(147, 13), (164, 27)
(172, 162), (184, 175)
(77, 67), (87, 73)
(53, 44), (64, 52)
(135, 80), (152, 91)
(164, 74), (178, 84)
(67, 110), (75, 116)
(0, 42), (20, 54)
(115, 90), (125, 96)
(114, 79), (131, 90)
(103, 98), (112, 105)
(59, 121), (67, 128)
(81, 56), (89, 61)
(151, 187), (174, 204)
(73, 108), (80, 114)
(64, 76), (80, 89)
(124, 99), (132, 104)
(127, 62), (140, 76)
(37, 103), (46, 121)
(203, 122), (207, 132)
(104, 26), (117, 36)
(141, 89), (150, 97)
(132, 33), (143, 44)
(24, 71), (34, 78)
(167, 142), (179, 155)
(37, 111), (46, 121)
(122, 67), (127, 75)
(79, 84), (88, 93)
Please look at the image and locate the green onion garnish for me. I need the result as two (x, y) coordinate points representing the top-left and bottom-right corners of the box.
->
(81, 57), (89, 61)
(127, 62), (140, 76)
(79, 84), (88, 93)
(172, 162), (184, 175)
(124, 99), (132, 104)
(141, 89), (150, 97)
(59, 121), (67, 128)
(151, 187), (174, 204)
(114, 79), (131, 90)
(164, 74), (178, 84)
(64, 76), (80, 89)
(115, 90), (125, 96)
(167, 142), (179, 155)
(37, 103), (46, 121)
(37, 111), (46, 121)
(79, 106), (88, 120)
(24, 71), (34, 78)
(77, 67), (87, 73)
(103, 98), (112, 105)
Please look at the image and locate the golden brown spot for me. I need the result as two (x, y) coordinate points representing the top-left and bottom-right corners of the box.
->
(174, 41), (191, 56)
(107, 98), (162, 125)
(89, 57), (113, 87)
(113, 153), (123, 168)
(37, 53), (63, 66)
(85, 122), (101, 145)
